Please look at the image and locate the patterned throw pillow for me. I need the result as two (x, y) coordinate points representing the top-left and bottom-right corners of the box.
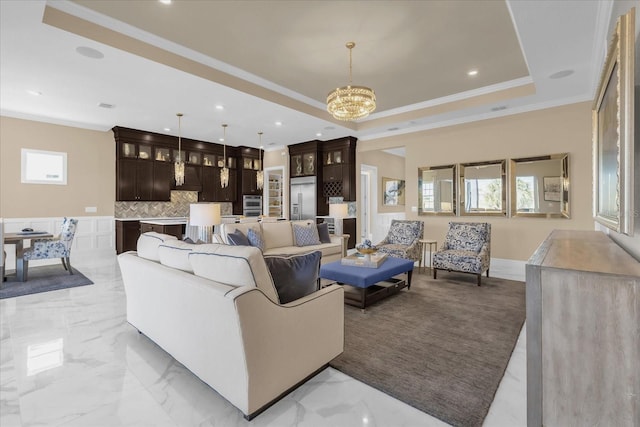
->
(293, 223), (321, 247)
(247, 228), (264, 251)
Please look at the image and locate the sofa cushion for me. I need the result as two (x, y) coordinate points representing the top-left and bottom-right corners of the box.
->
(228, 229), (251, 246)
(158, 240), (197, 273)
(137, 232), (178, 261)
(247, 228), (264, 251)
(317, 222), (332, 244)
(189, 244), (279, 303)
(263, 242), (340, 259)
(221, 223), (260, 245)
(264, 251), (321, 304)
(293, 223), (321, 246)
(261, 221), (294, 250)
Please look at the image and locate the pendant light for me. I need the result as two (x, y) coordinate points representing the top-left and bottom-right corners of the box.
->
(327, 41), (376, 121)
(174, 113), (185, 186)
(256, 132), (264, 191)
(220, 124), (229, 188)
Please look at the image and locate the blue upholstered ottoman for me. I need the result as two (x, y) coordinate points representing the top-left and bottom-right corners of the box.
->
(320, 257), (414, 309)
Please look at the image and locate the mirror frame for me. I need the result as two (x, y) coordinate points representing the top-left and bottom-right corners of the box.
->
(459, 159), (507, 217)
(510, 153), (570, 219)
(418, 164), (456, 216)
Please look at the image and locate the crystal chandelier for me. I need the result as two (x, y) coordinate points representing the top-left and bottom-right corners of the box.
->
(220, 124), (229, 188)
(256, 132), (264, 191)
(174, 113), (185, 186)
(327, 42), (376, 121)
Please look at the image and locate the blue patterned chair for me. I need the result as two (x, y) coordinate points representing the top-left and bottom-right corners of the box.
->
(22, 218), (78, 281)
(432, 222), (491, 286)
(376, 220), (424, 263)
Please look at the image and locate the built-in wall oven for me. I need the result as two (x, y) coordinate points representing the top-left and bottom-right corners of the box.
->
(243, 195), (263, 217)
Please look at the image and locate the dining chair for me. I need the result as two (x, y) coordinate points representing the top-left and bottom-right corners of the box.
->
(22, 217), (78, 281)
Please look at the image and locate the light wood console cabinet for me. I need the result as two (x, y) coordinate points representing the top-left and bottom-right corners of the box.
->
(526, 230), (640, 426)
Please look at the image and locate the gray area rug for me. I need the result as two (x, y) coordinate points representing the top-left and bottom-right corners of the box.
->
(329, 270), (525, 427)
(1, 265), (93, 299)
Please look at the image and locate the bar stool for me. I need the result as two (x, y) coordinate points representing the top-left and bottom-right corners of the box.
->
(419, 239), (437, 273)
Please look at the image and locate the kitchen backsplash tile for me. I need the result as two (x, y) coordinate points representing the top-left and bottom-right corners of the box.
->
(115, 191), (233, 218)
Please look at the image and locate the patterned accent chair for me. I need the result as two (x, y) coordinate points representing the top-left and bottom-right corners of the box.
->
(432, 222), (491, 286)
(376, 220), (424, 263)
(22, 218), (78, 281)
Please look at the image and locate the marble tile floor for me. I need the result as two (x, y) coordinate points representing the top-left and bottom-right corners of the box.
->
(1, 255), (526, 427)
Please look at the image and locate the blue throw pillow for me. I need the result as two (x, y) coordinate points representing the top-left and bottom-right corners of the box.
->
(247, 228), (264, 251)
(293, 223), (321, 246)
(317, 222), (332, 244)
(227, 229), (250, 246)
(264, 251), (321, 304)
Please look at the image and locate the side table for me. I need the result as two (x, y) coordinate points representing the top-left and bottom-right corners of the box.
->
(419, 239), (437, 273)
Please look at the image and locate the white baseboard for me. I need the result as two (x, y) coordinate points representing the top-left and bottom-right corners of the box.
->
(2, 216), (115, 270)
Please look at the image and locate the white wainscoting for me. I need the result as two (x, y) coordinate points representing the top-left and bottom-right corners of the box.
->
(370, 212), (406, 244)
(3, 216), (115, 270)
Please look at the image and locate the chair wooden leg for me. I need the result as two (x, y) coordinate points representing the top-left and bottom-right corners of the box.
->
(61, 257), (68, 270)
(486, 269), (490, 277)
(477, 274), (481, 286)
(433, 268), (437, 279)
(23, 260), (29, 282)
(66, 257), (74, 275)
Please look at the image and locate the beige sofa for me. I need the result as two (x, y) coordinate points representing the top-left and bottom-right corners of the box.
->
(118, 232), (344, 420)
(220, 220), (346, 264)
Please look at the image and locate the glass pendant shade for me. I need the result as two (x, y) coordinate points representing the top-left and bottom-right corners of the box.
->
(174, 113), (185, 186)
(256, 132), (264, 190)
(220, 124), (229, 188)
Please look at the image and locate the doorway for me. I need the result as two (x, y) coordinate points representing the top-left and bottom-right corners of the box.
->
(264, 166), (286, 218)
(360, 164), (377, 241)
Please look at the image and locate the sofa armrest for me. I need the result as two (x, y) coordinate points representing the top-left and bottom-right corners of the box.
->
(330, 234), (349, 257)
(232, 284), (344, 415)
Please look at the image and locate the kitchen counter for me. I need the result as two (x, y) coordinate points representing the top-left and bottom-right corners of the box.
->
(115, 217), (187, 222)
(139, 218), (188, 226)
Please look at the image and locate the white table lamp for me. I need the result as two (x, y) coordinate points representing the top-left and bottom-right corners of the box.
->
(190, 203), (221, 243)
(329, 203), (349, 236)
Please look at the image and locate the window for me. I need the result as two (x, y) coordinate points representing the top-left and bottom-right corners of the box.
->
(465, 178), (502, 211)
(421, 181), (434, 210)
(21, 149), (67, 185)
(516, 176), (536, 211)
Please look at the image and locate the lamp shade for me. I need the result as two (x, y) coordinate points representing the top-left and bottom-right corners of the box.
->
(189, 203), (221, 226)
(329, 203), (349, 219)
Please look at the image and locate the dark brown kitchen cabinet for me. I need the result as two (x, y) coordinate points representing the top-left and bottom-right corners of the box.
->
(322, 137), (357, 202)
(117, 158), (154, 201)
(116, 220), (140, 254)
(242, 169), (260, 195)
(199, 166), (217, 202)
(217, 171), (237, 202)
(140, 222), (184, 239)
(153, 161), (173, 201)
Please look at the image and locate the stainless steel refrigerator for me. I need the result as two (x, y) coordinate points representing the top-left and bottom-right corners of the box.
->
(290, 176), (316, 220)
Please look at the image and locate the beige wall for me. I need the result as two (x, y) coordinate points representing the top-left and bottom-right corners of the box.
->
(0, 116), (115, 218)
(360, 150), (406, 213)
(357, 102), (593, 261)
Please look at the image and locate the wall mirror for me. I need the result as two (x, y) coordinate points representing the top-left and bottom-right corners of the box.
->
(459, 160), (506, 216)
(510, 153), (569, 218)
(418, 164), (456, 216)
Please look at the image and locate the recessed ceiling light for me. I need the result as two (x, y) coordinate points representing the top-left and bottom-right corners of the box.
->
(215, 105), (224, 110)
(467, 69), (478, 76)
(164, 127), (171, 132)
(98, 102), (115, 109)
(549, 69), (574, 79)
(26, 90), (42, 96)
(316, 132), (322, 137)
(159, 0), (172, 4)
(219, 138), (224, 142)
(275, 121), (282, 126)
(76, 46), (104, 59)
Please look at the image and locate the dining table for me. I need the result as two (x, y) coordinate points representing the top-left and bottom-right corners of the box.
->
(3, 231), (53, 282)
